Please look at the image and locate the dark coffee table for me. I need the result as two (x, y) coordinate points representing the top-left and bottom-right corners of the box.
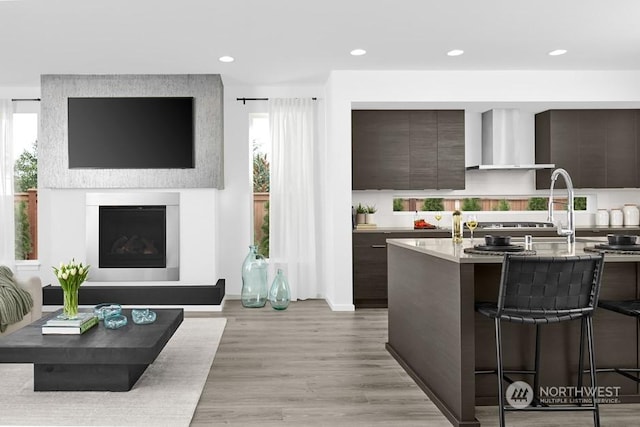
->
(0, 308), (183, 391)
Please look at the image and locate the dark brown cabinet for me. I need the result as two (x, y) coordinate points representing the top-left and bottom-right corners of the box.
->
(536, 109), (640, 189)
(352, 110), (465, 190)
(352, 230), (450, 308)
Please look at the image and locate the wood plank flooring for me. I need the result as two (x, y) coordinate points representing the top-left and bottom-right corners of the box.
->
(190, 300), (640, 426)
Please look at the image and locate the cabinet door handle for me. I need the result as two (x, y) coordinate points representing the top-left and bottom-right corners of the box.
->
(371, 245), (387, 248)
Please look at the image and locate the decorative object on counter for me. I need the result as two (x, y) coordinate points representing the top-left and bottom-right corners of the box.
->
(466, 214), (478, 242)
(93, 303), (122, 320)
(596, 209), (610, 227)
(355, 223), (378, 230)
(269, 268), (291, 310)
(413, 218), (435, 229)
(241, 245), (268, 308)
(52, 259), (90, 320)
(452, 200), (462, 243)
(623, 204), (640, 226)
(365, 205), (377, 224)
(434, 211), (443, 228)
(104, 313), (128, 329)
(610, 208), (624, 226)
(484, 235), (511, 246)
(464, 247), (535, 255)
(355, 203), (366, 225)
(607, 234), (637, 246)
(132, 308), (157, 324)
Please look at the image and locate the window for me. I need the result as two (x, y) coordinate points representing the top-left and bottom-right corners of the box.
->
(250, 113), (270, 257)
(13, 103), (39, 260)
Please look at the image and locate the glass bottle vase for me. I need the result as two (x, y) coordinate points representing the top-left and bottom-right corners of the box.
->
(62, 288), (79, 319)
(241, 245), (268, 308)
(269, 269), (291, 310)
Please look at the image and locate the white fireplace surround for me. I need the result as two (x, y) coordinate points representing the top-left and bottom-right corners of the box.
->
(86, 192), (180, 281)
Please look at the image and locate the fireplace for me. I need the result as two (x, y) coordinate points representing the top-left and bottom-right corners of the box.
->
(87, 193), (179, 281)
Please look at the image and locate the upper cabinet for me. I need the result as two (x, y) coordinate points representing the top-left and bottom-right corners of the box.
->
(352, 110), (465, 190)
(535, 109), (640, 189)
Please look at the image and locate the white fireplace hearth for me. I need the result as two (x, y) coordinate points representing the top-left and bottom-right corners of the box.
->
(86, 192), (180, 281)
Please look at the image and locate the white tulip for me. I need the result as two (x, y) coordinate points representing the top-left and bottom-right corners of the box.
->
(70, 268), (77, 276)
(57, 271), (63, 279)
(62, 272), (68, 280)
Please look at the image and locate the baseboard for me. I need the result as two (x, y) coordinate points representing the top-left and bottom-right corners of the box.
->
(43, 279), (225, 306)
(324, 297), (355, 312)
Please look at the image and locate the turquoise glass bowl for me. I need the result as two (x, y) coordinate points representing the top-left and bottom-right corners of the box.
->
(132, 309), (157, 324)
(104, 314), (128, 329)
(94, 303), (122, 320)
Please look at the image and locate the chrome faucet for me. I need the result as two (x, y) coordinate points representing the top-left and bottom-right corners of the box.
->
(548, 168), (575, 243)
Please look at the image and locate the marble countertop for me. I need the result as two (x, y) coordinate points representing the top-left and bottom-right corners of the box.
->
(386, 236), (640, 264)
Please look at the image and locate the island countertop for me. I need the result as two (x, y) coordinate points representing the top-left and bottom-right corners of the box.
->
(386, 236), (640, 263)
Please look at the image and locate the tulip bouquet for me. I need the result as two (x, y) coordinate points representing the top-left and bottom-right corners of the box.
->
(53, 259), (90, 319)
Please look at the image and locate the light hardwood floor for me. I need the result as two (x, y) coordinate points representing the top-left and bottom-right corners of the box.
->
(190, 300), (640, 427)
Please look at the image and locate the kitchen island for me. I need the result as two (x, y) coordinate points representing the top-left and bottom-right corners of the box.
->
(386, 237), (640, 427)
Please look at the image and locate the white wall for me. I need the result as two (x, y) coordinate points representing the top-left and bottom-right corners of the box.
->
(324, 70), (640, 309)
(218, 83), (324, 298)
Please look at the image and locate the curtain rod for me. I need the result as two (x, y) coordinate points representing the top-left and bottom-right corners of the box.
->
(11, 98), (41, 102)
(236, 97), (317, 105)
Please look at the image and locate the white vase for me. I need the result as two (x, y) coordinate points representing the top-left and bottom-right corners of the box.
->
(365, 213), (376, 224)
(356, 213), (366, 224)
(596, 209), (609, 227)
(623, 204), (639, 226)
(610, 209), (624, 227)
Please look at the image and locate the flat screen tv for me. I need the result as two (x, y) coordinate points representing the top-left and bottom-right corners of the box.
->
(67, 97), (195, 169)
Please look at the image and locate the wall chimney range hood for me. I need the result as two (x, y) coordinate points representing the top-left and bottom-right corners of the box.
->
(466, 109), (555, 170)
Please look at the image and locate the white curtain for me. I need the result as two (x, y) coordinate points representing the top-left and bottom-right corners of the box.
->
(269, 98), (318, 300)
(0, 100), (15, 268)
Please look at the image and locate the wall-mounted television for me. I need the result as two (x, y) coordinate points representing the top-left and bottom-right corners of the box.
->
(67, 97), (195, 169)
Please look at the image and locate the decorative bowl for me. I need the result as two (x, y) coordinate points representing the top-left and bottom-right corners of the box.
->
(607, 234), (637, 246)
(132, 308), (157, 325)
(104, 314), (128, 329)
(484, 235), (511, 246)
(94, 303), (122, 320)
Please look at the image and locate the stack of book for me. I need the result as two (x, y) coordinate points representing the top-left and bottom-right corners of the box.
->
(42, 312), (99, 335)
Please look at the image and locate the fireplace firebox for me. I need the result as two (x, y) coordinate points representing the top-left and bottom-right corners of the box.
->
(87, 193), (179, 281)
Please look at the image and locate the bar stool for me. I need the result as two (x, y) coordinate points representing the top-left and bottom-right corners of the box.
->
(580, 300), (640, 384)
(475, 254), (605, 427)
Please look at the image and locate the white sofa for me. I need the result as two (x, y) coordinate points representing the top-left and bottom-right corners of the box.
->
(0, 276), (43, 337)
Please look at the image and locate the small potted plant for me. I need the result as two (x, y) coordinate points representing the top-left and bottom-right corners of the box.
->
(356, 203), (367, 224)
(365, 205), (377, 224)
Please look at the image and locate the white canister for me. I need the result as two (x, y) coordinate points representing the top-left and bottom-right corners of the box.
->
(596, 209), (610, 227)
(623, 204), (640, 226)
(610, 209), (624, 227)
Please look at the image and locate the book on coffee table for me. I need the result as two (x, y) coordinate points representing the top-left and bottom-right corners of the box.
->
(45, 311), (96, 327)
(42, 315), (99, 335)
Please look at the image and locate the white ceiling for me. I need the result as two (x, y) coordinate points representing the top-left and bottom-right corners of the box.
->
(1, 0), (639, 87)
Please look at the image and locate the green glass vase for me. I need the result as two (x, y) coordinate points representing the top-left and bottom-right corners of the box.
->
(241, 245), (268, 308)
(269, 269), (291, 310)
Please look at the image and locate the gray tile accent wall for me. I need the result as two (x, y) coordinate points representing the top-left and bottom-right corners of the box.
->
(40, 74), (224, 189)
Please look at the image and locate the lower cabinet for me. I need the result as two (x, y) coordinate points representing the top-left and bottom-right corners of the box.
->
(353, 231), (449, 308)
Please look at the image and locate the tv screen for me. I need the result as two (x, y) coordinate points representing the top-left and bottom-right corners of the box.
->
(67, 97), (194, 169)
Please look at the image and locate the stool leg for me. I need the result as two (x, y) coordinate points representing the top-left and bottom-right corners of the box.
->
(533, 324), (541, 406)
(495, 318), (506, 427)
(586, 316), (600, 427)
(578, 317), (586, 399)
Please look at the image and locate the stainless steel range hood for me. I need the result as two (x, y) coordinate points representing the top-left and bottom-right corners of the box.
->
(466, 109), (555, 170)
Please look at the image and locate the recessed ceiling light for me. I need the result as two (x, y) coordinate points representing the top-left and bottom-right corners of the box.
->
(548, 49), (567, 56)
(218, 56), (235, 63)
(350, 49), (367, 56)
(447, 49), (464, 57)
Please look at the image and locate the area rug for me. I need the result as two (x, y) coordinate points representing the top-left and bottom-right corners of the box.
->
(0, 317), (227, 427)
